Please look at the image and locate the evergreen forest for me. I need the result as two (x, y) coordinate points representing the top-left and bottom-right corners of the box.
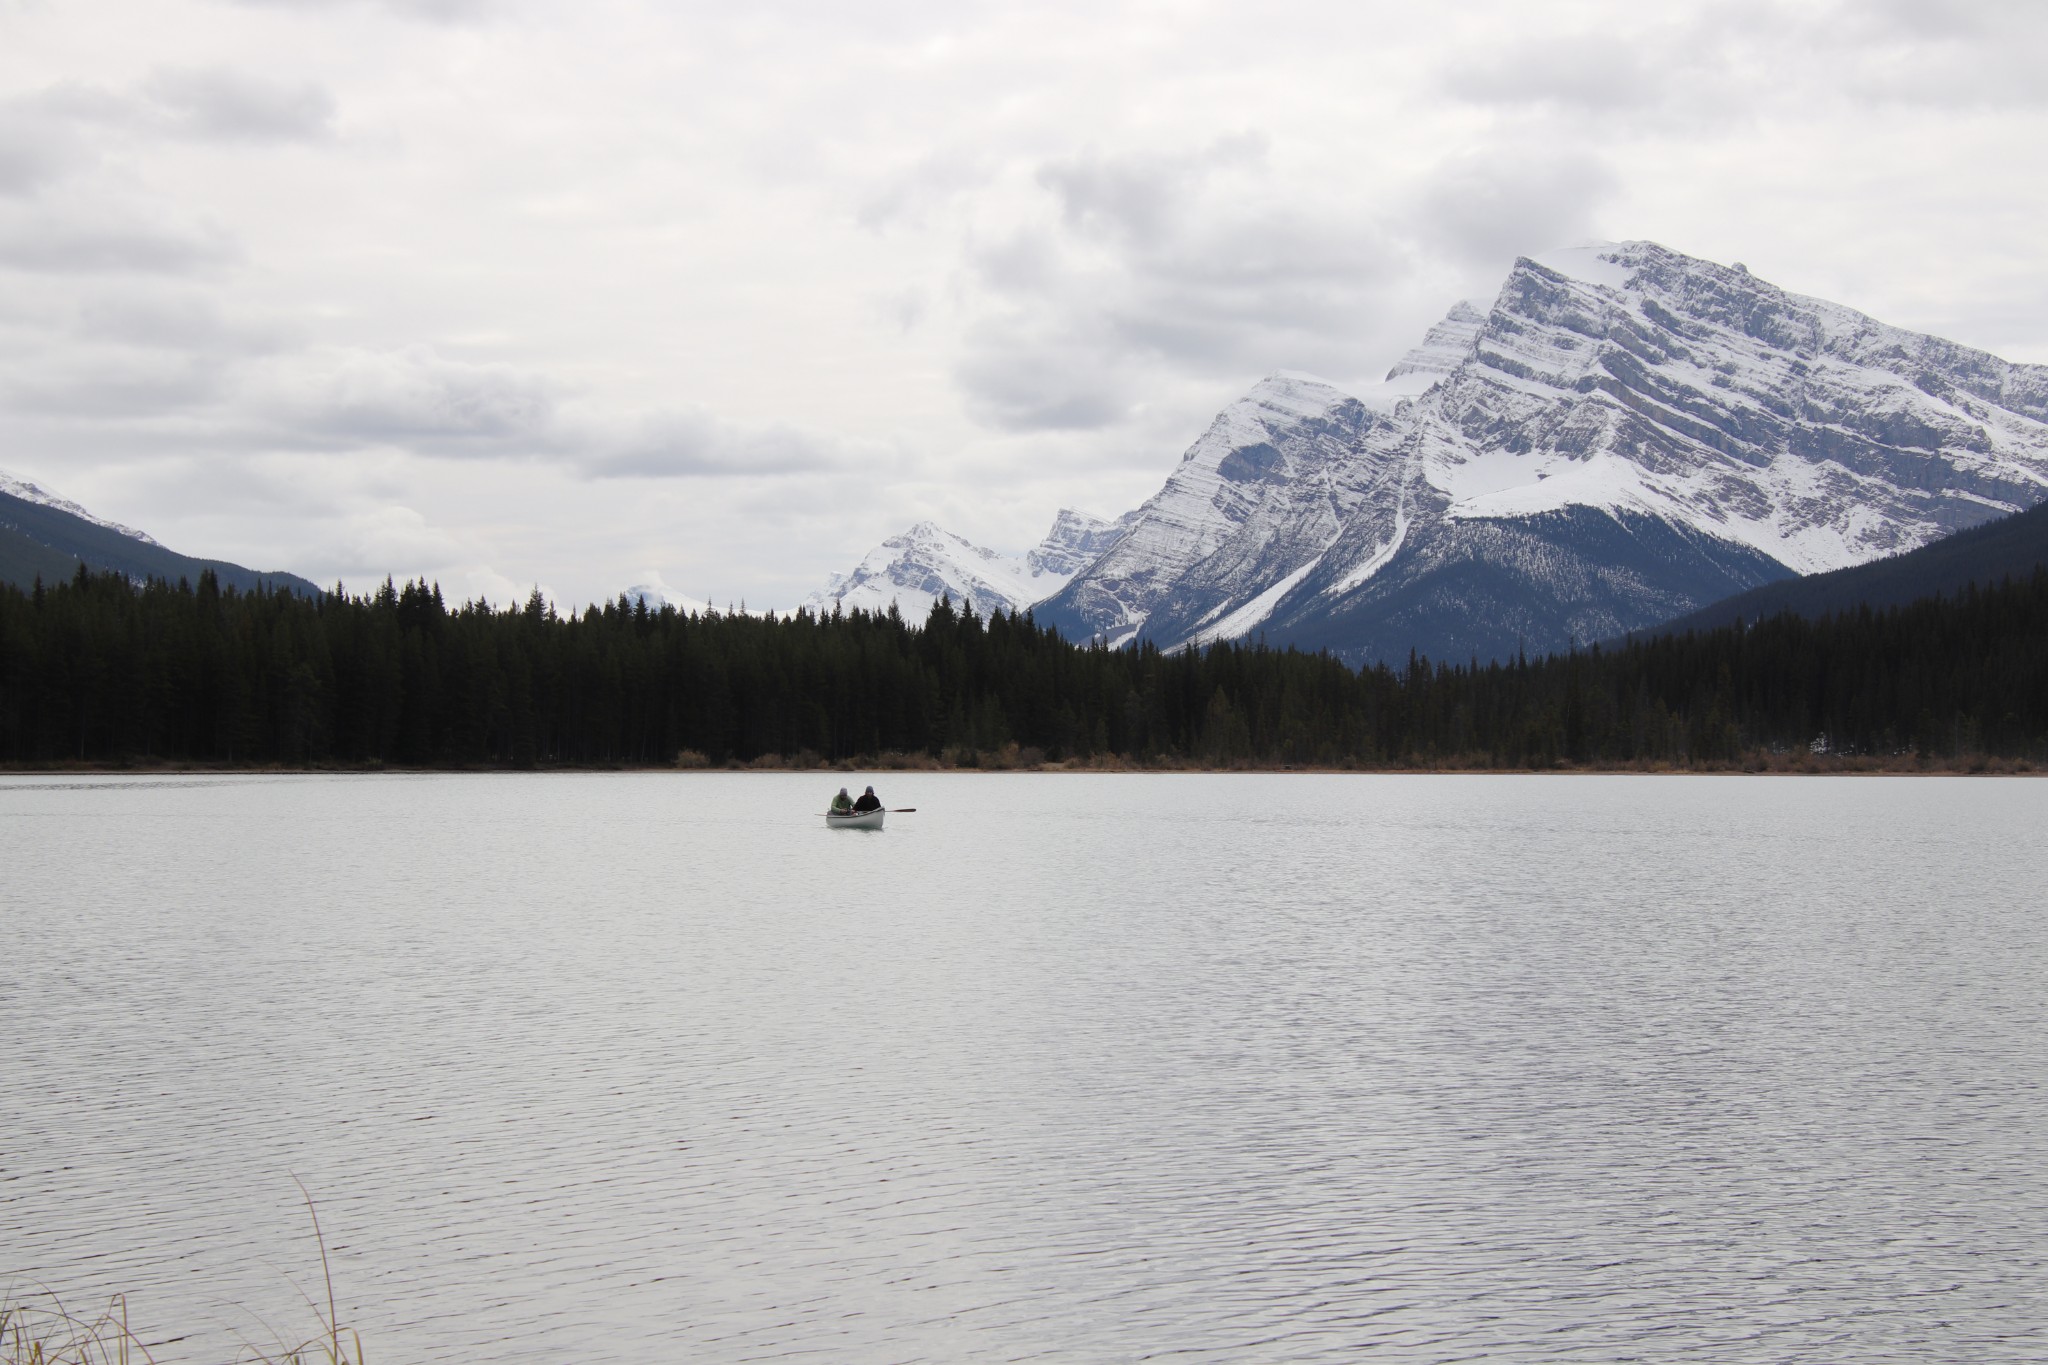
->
(2, 564), (2045, 770)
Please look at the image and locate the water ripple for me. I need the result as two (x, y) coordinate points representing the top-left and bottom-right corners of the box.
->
(3, 772), (2045, 1363)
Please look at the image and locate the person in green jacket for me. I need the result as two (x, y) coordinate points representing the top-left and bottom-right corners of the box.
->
(830, 787), (854, 813)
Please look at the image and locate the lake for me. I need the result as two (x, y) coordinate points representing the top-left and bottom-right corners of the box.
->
(3, 772), (2046, 1363)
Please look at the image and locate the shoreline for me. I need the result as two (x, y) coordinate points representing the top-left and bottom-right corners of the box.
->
(2, 755), (2040, 778)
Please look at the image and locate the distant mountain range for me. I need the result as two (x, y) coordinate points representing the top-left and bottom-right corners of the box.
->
(802, 509), (1137, 620)
(816, 241), (2048, 663)
(15, 239), (2048, 659)
(0, 471), (322, 597)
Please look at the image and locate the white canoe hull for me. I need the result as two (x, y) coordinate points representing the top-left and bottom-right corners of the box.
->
(826, 808), (885, 830)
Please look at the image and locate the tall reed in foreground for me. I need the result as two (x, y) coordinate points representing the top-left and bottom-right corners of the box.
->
(2, 1183), (365, 1365)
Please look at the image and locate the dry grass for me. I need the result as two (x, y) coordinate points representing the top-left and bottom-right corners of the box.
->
(2, 1184), (365, 1365)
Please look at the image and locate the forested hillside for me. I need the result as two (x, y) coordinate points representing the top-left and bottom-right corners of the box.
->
(2, 564), (2044, 769)
(0, 486), (323, 598)
(1656, 498), (2048, 637)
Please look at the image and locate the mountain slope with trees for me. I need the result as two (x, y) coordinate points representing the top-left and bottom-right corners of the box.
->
(0, 485), (322, 598)
(1650, 498), (2048, 636)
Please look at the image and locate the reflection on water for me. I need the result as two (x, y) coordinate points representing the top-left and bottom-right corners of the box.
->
(3, 772), (2045, 1363)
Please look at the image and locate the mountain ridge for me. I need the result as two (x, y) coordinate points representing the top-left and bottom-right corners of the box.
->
(1032, 240), (2048, 662)
(1, 473), (323, 598)
(802, 509), (1134, 621)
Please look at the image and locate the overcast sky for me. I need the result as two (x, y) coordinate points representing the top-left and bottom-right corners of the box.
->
(2, 0), (2044, 608)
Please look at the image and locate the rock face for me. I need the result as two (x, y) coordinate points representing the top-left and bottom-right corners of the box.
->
(1026, 507), (1140, 579)
(1035, 241), (2048, 663)
(803, 510), (1129, 621)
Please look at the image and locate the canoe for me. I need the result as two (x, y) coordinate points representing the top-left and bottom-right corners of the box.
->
(825, 808), (885, 830)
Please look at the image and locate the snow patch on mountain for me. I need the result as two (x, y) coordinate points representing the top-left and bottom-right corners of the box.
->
(0, 468), (160, 545)
(1184, 552), (1328, 647)
(1327, 508), (1410, 595)
(1527, 242), (1635, 290)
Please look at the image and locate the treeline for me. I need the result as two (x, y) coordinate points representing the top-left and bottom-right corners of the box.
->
(2, 564), (2045, 769)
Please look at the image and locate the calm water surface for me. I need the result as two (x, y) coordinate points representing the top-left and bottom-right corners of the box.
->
(3, 773), (2045, 1363)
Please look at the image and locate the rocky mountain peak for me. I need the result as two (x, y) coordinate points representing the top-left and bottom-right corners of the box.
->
(1385, 299), (1487, 381)
(1034, 240), (2048, 662)
(1026, 508), (1136, 579)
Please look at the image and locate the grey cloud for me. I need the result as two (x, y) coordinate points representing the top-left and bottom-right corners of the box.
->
(0, 352), (226, 419)
(873, 286), (926, 335)
(10, 70), (340, 145)
(246, 347), (845, 476)
(968, 229), (1061, 294)
(954, 332), (1136, 432)
(19, 83), (137, 125)
(73, 291), (295, 355)
(143, 68), (338, 142)
(1836, 12), (2048, 109)
(1110, 214), (1400, 361)
(1437, 5), (2048, 117)
(577, 408), (856, 479)
(0, 282), (284, 421)
(1036, 135), (1267, 250)
(953, 141), (1408, 432)
(257, 347), (558, 450)
(0, 118), (68, 196)
(0, 209), (240, 275)
(0, 96), (105, 196)
(856, 149), (996, 232)
(224, 0), (501, 22)
(1847, 0), (2007, 39)
(1411, 147), (1617, 272)
(1438, 34), (1671, 112)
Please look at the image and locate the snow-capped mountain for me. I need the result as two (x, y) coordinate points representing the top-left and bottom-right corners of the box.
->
(804, 510), (1131, 621)
(1038, 371), (1435, 649)
(1027, 507), (1140, 578)
(620, 580), (714, 614)
(0, 469), (159, 545)
(1035, 241), (2048, 663)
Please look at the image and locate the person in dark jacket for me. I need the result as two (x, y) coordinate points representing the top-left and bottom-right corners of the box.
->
(851, 785), (882, 812)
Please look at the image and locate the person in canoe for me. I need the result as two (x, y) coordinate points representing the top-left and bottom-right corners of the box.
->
(830, 787), (855, 814)
(852, 785), (882, 813)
